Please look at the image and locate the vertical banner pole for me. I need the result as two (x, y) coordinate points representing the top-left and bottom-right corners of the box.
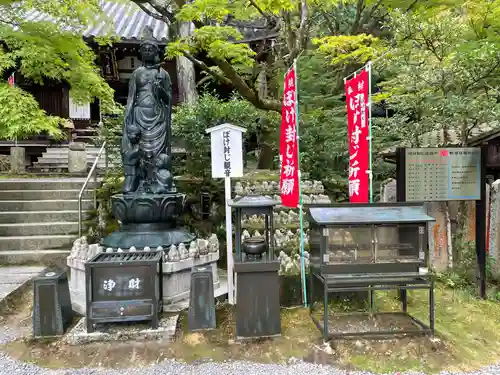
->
(367, 61), (373, 203)
(224, 176), (234, 304)
(294, 59), (308, 307)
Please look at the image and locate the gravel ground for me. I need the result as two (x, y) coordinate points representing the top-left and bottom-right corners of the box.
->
(2, 353), (500, 375)
(1, 321), (499, 375)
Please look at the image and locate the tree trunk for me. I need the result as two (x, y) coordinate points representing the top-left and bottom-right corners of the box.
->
(256, 67), (275, 169)
(176, 22), (197, 103)
(257, 127), (276, 169)
(443, 201), (453, 268)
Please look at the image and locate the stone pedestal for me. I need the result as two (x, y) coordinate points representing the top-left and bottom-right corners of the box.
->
(10, 146), (25, 173)
(67, 257), (87, 315)
(234, 260), (281, 339)
(163, 252), (220, 308)
(68, 142), (87, 174)
(101, 192), (196, 250)
(67, 245), (220, 315)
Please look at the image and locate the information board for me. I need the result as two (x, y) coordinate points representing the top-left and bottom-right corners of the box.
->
(404, 147), (481, 202)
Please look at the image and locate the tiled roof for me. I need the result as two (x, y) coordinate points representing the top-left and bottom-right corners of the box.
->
(380, 123), (500, 158)
(21, 2), (278, 44)
(23, 1), (170, 43)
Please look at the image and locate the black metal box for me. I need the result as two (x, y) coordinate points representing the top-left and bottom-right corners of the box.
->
(32, 269), (73, 338)
(308, 203), (435, 276)
(85, 251), (163, 333)
(188, 266), (216, 331)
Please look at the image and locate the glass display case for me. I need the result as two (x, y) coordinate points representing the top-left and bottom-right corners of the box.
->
(308, 203), (435, 276)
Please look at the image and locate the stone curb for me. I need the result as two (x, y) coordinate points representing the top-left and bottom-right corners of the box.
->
(0, 267), (47, 315)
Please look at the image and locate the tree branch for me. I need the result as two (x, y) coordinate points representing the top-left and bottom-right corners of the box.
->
(150, 1), (175, 23)
(350, 0), (365, 34)
(213, 56), (281, 112)
(296, 0), (309, 52)
(319, 11), (338, 35)
(182, 52), (232, 85)
(170, 0), (281, 112)
(358, 0), (382, 34)
(406, 0), (419, 12)
(133, 1), (173, 24)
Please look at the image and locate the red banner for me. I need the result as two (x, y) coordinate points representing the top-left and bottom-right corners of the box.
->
(279, 67), (300, 208)
(7, 72), (14, 87)
(345, 70), (370, 203)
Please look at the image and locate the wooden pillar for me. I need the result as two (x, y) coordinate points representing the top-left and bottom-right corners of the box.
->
(175, 22), (197, 103)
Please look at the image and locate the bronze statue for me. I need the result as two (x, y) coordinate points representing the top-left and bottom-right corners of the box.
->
(101, 26), (196, 250)
(122, 26), (174, 194)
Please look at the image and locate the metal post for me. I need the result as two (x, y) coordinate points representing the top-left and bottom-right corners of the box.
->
(78, 199), (82, 238)
(293, 58), (308, 308)
(429, 282), (435, 335)
(225, 176), (234, 304)
(366, 61), (374, 203)
(323, 283), (329, 341)
(476, 144), (487, 298)
(78, 141), (106, 239)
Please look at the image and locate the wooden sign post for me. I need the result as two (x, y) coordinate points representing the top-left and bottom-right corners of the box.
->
(206, 123), (246, 304)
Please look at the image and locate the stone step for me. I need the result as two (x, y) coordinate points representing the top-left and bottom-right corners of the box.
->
(0, 210), (91, 224)
(0, 189), (93, 200)
(0, 249), (70, 265)
(0, 234), (75, 251)
(0, 199), (94, 211)
(45, 148), (113, 153)
(32, 163), (119, 170)
(0, 222), (79, 236)
(0, 179), (101, 191)
(36, 156), (120, 162)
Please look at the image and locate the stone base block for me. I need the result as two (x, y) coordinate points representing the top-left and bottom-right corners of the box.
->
(64, 315), (178, 345)
(10, 147), (25, 174)
(67, 257), (86, 315)
(162, 251), (220, 308)
(67, 251), (220, 315)
(68, 149), (87, 174)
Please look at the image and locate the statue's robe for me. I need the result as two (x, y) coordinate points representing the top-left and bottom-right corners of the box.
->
(122, 65), (172, 168)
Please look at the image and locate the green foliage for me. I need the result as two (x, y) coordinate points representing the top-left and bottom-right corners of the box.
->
(436, 239), (500, 293)
(0, 84), (62, 139)
(376, 5), (500, 146)
(294, 52), (395, 198)
(0, 0), (114, 139)
(173, 93), (273, 178)
(314, 34), (383, 65)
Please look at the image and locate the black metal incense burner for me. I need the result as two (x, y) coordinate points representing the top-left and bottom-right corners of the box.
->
(242, 236), (267, 261)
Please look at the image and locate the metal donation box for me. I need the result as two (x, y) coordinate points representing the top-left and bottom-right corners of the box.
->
(308, 203), (436, 340)
(85, 250), (163, 333)
(231, 194), (281, 339)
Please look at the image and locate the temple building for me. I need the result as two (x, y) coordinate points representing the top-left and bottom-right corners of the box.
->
(2, 1), (277, 168)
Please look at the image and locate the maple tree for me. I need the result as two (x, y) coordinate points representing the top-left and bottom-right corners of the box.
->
(0, 0), (114, 139)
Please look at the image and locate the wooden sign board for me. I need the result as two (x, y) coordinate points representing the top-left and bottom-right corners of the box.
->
(206, 123), (246, 178)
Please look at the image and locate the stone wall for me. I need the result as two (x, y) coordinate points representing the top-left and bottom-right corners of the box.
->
(488, 180), (500, 263)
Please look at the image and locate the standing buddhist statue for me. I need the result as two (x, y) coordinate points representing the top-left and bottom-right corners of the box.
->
(122, 26), (174, 194)
(102, 26), (195, 251)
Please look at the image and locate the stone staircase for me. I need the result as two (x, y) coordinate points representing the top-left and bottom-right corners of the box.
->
(0, 178), (100, 265)
(32, 146), (120, 172)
